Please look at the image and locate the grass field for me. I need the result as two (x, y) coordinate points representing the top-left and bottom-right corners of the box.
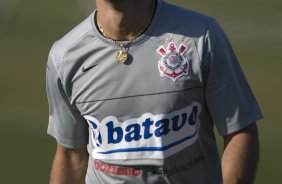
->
(0, 0), (281, 183)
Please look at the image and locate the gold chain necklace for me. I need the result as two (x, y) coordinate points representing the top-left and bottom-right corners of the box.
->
(96, 12), (153, 63)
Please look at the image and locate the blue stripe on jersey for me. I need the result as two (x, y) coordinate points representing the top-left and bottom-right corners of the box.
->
(97, 128), (198, 154)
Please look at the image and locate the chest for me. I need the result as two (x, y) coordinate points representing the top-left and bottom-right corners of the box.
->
(68, 38), (204, 120)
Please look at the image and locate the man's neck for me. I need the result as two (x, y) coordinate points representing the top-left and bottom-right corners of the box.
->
(96, 0), (156, 41)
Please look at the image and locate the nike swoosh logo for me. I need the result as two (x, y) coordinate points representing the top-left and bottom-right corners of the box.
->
(82, 64), (99, 72)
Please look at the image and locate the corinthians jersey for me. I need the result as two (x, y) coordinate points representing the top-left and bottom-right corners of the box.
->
(46, 0), (262, 183)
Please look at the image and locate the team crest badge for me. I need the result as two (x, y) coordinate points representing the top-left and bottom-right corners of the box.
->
(157, 42), (189, 81)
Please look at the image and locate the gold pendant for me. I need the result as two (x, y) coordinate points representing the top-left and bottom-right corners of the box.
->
(116, 50), (128, 63)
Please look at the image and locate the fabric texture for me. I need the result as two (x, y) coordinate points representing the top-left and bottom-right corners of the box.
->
(46, 0), (262, 183)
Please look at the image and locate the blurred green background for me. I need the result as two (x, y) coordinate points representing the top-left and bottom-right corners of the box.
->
(0, 0), (281, 183)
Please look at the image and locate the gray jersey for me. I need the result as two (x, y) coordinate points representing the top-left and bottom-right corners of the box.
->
(46, 0), (262, 183)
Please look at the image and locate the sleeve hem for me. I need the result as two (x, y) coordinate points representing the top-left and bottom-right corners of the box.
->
(218, 113), (263, 136)
(47, 130), (88, 149)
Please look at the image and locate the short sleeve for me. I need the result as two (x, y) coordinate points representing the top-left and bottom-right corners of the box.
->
(203, 20), (263, 135)
(46, 53), (88, 148)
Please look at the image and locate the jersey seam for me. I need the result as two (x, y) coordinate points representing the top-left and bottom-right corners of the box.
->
(191, 37), (204, 82)
(61, 29), (92, 102)
(62, 30), (93, 80)
(219, 113), (262, 136)
(49, 53), (63, 83)
(129, 0), (164, 48)
(90, 0), (163, 49)
(192, 18), (216, 79)
(76, 86), (203, 104)
(198, 19), (217, 128)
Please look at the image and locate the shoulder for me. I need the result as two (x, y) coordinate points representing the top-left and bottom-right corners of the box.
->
(159, 1), (216, 34)
(47, 12), (95, 76)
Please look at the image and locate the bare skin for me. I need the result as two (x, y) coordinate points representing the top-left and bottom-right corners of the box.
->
(49, 125), (260, 184)
(95, 0), (156, 41)
(49, 145), (88, 184)
(49, 1), (156, 184)
(49, 1), (260, 183)
(222, 123), (259, 184)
